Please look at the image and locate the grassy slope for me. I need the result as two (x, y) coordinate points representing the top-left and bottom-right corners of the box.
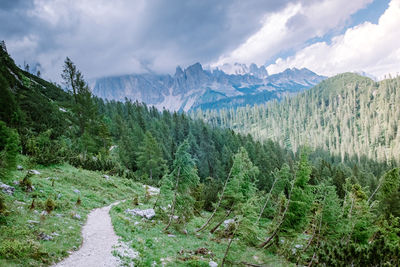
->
(110, 197), (291, 266)
(0, 157), (143, 266)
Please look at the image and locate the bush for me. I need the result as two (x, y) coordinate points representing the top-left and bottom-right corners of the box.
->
(26, 130), (69, 165)
(0, 120), (20, 178)
(0, 193), (6, 214)
(45, 198), (56, 213)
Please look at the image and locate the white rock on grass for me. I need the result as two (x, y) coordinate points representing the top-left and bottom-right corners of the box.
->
(125, 208), (155, 219)
(73, 189), (80, 194)
(29, 170), (41, 175)
(209, 260), (218, 267)
(143, 185), (160, 196)
(17, 165), (23, 170)
(0, 182), (15, 195)
(103, 175), (110, 180)
(72, 213), (81, 220)
(223, 218), (235, 227)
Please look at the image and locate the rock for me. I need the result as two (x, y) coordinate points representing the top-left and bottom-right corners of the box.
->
(72, 213), (81, 220)
(12, 180), (19, 185)
(0, 182), (15, 195)
(294, 244), (303, 249)
(52, 232), (60, 237)
(38, 232), (53, 241)
(17, 165), (23, 170)
(142, 185), (160, 196)
(41, 211), (48, 216)
(55, 213), (63, 217)
(103, 174), (110, 180)
(167, 234), (176, 237)
(14, 200), (25, 205)
(223, 218), (235, 227)
(73, 189), (80, 194)
(57, 193), (62, 199)
(209, 260), (218, 267)
(125, 208), (156, 219)
(29, 170), (41, 175)
(27, 220), (40, 224)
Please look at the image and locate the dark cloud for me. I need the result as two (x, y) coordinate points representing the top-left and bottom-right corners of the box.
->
(0, 0), (299, 81)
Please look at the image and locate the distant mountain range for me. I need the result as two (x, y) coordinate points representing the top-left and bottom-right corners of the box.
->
(92, 63), (326, 111)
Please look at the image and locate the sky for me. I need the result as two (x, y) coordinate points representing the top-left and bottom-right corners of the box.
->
(1, 0), (398, 82)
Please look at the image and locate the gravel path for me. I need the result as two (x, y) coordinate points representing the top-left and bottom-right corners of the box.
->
(54, 202), (122, 267)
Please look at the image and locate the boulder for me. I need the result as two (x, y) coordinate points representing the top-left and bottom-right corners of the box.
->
(125, 208), (156, 219)
(38, 232), (53, 241)
(0, 182), (15, 195)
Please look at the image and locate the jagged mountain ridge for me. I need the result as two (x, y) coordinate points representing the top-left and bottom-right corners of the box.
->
(93, 62), (326, 111)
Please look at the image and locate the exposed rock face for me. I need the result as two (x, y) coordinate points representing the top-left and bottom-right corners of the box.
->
(93, 63), (326, 111)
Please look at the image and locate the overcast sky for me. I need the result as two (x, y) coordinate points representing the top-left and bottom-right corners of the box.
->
(1, 0), (398, 82)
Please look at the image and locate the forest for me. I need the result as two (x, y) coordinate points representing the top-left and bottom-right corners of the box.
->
(194, 73), (400, 164)
(1, 43), (400, 266)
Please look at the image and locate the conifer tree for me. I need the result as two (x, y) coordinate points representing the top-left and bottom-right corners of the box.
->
(136, 131), (167, 182)
(163, 140), (199, 231)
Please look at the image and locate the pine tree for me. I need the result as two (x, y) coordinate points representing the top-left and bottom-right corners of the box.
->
(136, 131), (167, 182)
(163, 140), (199, 231)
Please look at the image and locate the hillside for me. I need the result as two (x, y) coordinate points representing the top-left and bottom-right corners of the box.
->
(195, 73), (400, 163)
(92, 63), (325, 111)
(1, 46), (400, 266)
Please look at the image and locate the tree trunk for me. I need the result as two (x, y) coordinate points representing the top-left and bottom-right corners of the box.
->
(196, 169), (232, 232)
(257, 176), (278, 224)
(210, 207), (233, 234)
(164, 167), (180, 231)
(259, 180), (294, 248)
(221, 219), (238, 267)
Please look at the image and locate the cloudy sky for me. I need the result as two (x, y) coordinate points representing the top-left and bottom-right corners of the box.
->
(1, 0), (399, 82)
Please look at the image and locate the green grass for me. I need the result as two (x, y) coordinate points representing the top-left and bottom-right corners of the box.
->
(110, 196), (291, 266)
(0, 160), (142, 266)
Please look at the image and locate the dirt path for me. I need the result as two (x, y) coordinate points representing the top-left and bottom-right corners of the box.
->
(54, 202), (122, 267)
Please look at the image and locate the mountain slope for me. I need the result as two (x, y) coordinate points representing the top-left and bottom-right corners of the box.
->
(195, 73), (400, 163)
(92, 63), (325, 111)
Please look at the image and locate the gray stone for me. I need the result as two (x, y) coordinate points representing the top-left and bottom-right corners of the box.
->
(29, 170), (41, 175)
(27, 220), (40, 224)
(209, 260), (218, 267)
(73, 189), (80, 194)
(38, 232), (53, 241)
(73, 213), (81, 220)
(103, 174), (110, 180)
(125, 208), (156, 219)
(17, 165), (23, 170)
(0, 182), (15, 195)
(41, 211), (48, 216)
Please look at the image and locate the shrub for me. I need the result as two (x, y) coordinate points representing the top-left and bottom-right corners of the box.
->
(45, 198), (56, 213)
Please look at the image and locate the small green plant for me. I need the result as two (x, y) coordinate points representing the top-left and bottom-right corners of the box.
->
(20, 172), (33, 192)
(132, 195), (139, 206)
(45, 198), (56, 213)
(0, 193), (6, 214)
(76, 196), (81, 206)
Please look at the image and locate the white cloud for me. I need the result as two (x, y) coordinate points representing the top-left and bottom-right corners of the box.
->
(212, 0), (372, 67)
(267, 0), (400, 78)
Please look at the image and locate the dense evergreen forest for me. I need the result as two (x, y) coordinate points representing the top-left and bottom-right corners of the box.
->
(1, 44), (400, 265)
(194, 73), (400, 164)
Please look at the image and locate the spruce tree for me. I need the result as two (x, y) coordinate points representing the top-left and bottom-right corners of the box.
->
(136, 131), (167, 182)
(163, 140), (199, 231)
